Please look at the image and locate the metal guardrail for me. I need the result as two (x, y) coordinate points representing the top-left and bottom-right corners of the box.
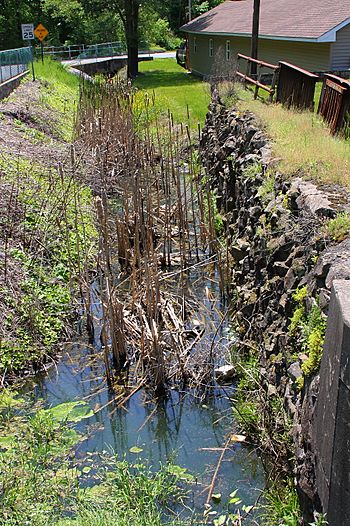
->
(0, 47), (32, 84)
(236, 53), (279, 102)
(41, 43), (86, 59)
(276, 61), (319, 110)
(318, 74), (350, 135)
(41, 41), (151, 60)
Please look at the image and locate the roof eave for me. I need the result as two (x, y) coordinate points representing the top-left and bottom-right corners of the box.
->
(181, 29), (319, 43)
(318, 16), (350, 42)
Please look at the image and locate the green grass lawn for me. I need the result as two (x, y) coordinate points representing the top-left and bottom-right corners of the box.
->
(135, 59), (210, 128)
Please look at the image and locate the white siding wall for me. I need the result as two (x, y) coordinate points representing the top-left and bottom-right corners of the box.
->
(331, 24), (350, 70)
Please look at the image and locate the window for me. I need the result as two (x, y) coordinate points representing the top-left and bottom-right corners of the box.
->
(194, 36), (197, 53)
(209, 38), (214, 57)
(226, 40), (230, 61)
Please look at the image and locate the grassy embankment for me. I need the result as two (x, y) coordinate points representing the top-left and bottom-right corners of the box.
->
(135, 58), (210, 129)
(230, 82), (350, 187)
(0, 59), (96, 381)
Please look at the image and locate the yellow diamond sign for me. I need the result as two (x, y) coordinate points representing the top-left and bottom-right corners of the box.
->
(34, 23), (49, 42)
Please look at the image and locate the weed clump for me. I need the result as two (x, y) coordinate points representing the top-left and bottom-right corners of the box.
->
(289, 286), (326, 378)
(327, 211), (350, 243)
(0, 392), (191, 526)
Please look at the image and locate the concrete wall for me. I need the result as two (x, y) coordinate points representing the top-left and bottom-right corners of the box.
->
(0, 71), (28, 100)
(188, 33), (331, 76)
(75, 56), (153, 76)
(313, 280), (350, 526)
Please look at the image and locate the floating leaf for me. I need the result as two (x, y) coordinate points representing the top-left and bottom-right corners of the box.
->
(229, 489), (242, 505)
(230, 434), (246, 443)
(0, 435), (15, 450)
(82, 466), (92, 474)
(167, 464), (195, 482)
(40, 401), (93, 423)
(50, 429), (80, 453)
(214, 514), (227, 526)
(129, 446), (143, 454)
(242, 505), (253, 513)
(212, 493), (222, 503)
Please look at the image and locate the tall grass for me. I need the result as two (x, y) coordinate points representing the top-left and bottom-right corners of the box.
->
(232, 83), (350, 187)
(33, 57), (79, 140)
(34, 57), (80, 91)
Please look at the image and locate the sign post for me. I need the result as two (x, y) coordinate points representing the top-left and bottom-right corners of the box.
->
(34, 23), (49, 63)
(21, 23), (35, 81)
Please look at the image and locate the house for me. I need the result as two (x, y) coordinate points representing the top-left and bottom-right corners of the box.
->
(180, 0), (350, 76)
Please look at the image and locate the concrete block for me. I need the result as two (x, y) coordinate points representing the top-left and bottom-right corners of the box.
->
(313, 280), (350, 526)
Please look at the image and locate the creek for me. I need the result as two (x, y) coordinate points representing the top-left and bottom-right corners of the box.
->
(20, 81), (267, 520)
(22, 261), (265, 516)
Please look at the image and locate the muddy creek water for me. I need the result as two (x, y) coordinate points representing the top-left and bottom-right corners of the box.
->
(22, 263), (265, 517)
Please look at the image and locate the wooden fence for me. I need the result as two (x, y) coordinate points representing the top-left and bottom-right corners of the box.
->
(318, 74), (350, 135)
(236, 53), (350, 136)
(276, 61), (319, 110)
(236, 53), (278, 102)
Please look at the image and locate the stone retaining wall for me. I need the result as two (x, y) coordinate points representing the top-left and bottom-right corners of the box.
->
(200, 97), (350, 523)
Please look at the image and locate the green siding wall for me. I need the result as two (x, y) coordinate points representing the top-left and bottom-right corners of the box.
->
(331, 25), (350, 70)
(188, 34), (331, 76)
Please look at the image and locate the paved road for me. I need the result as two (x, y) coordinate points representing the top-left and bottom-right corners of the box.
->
(62, 51), (176, 68)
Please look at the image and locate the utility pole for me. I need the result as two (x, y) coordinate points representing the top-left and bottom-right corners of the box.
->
(188, 0), (192, 21)
(250, 0), (261, 76)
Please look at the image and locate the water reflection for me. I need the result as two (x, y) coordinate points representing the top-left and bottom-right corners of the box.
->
(29, 344), (264, 512)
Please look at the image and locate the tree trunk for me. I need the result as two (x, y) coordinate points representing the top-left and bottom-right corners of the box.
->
(124, 0), (139, 78)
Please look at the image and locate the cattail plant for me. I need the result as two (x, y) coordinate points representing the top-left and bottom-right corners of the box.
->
(75, 77), (229, 398)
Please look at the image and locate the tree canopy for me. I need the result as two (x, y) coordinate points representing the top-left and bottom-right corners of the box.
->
(0, 0), (224, 76)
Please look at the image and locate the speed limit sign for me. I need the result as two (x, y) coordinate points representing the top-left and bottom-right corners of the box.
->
(21, 24), (35, 40)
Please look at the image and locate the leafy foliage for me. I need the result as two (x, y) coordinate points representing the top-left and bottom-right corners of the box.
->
(289, 287), (327, 378)
(0, 396), (90, 525)
(258, 481), (301, 526)
(0, 0), (223, 51)
(0, 154), (96, 377)
(0, 60), (96, 378)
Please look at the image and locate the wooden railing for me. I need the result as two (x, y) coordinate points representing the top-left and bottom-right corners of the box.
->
(236, 53), (279, 102)
(276, 61), (319, 110)
(318, 74), (350, 135)
(235, 53), (350, 136)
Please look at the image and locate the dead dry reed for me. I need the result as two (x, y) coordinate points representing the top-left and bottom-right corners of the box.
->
(76, 78), (228, 397)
